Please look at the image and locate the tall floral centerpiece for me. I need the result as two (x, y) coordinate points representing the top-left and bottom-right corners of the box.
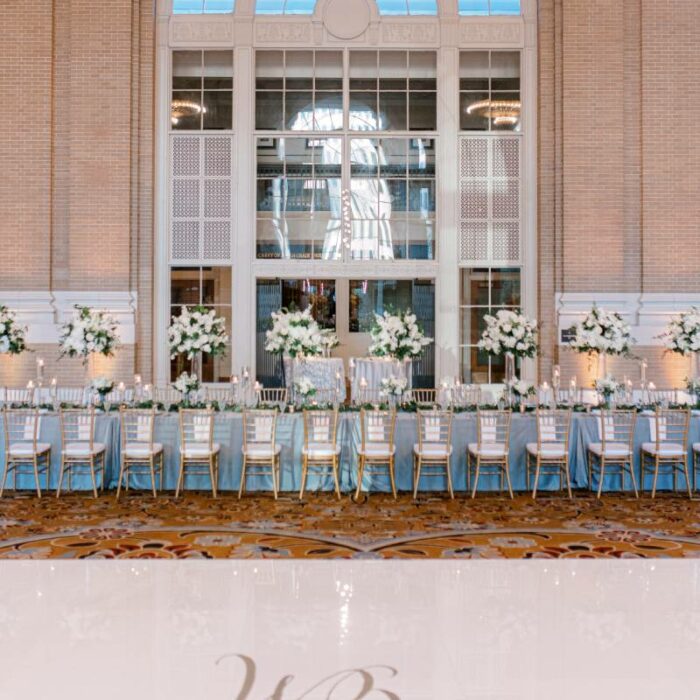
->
(477, 310), (538, 387)
(568, 305), (632, 378)
(368, 310), (432, 361)
(264, 307), (337, 359)
(168, 305), (229, 381)
(0, 306), (27, 356)
(59, 305), (120, 383)
(660, 308), (700, 380)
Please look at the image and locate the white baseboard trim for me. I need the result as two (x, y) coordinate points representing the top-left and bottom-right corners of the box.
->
(0, 291), (138, 344)
(556, 292), (700, 346)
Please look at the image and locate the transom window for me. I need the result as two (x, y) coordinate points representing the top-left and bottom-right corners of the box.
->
(255, 0), (316, 13)
(173, 0), (235, 13)
(458, 0), (520, 15)
(376, 0), (438, 15)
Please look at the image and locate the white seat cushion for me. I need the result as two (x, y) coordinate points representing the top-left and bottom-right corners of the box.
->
(641, 442), (685, 457)
(358, 443), (396, 458)
(588, 442), (630, 458)
(243, 444), (281, 459)
(183, 443), (221, 459)
(468, 442), (507, 458)
(124, 442), (163, 459)
(413, 443), (453, 458)
(302, 443), (341, 459)
(63, 442), (106, 457)
(693, 442), (700, 453)
(9, 442), (51, 457)
(526, 442), (566, 458)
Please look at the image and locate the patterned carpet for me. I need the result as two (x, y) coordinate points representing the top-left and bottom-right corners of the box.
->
(0, 490), (699, 559)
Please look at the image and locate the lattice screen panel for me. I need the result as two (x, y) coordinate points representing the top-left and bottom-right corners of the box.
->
(458, 135), (521, 266)
(170, 135), (234, 264)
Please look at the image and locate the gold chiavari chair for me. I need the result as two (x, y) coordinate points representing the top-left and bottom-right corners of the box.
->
(526, 408), (572, 499)
(57, 408), (106, 498)
(300, 408), (341, 501)
(239, 409), (280, 499)
(205, 386), (234, 406)
(468, 410), (512, 499)
(116, 408), (164, 499)
(457, 384), (481, 407)
(153, 386), (182, 406)
(647, 388), (678, 407)
(413, 409), (454, 499)
(1, 408), (51, 497)
(176, 409), (220, 497)
(640, 408), (691, 498)
(586, 409), (637, 499)
(54, 387), (86, 406)
(1, 387), (35, 406)
(407, 388), (438, 406)
(355, 409), (397, 501)
(259, 387), (288, 408)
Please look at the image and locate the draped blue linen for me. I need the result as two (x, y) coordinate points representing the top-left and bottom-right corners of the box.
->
(1, 413), (698, 494)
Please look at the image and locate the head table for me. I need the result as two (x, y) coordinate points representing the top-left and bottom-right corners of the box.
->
(3, 411), (698, 495)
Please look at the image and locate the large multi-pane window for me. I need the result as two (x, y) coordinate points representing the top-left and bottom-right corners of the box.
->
(256, 0), (316, 13)
(376, 0), (438, 14)
(172, 50), (233, 131)
(458, 0), (520, 14)
(173, 0), (235, 13)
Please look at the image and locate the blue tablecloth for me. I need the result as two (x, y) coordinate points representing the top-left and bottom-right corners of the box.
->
(2, 413), (698, 494)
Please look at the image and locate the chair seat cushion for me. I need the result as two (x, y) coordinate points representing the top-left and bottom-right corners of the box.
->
(693, 442), (700, 453)
(468, 442), (507, 458)
(243, 444), (281, 459)
(526, 442), (566, 458)
(641, 442), (685, 457)
(63, 442), (106, 457)
(358, 443), (396, 458)
(183, 443), (221, 459)
(302, 443), (341, 459)
(124, 442), (164, 459)
(9, 442), (51, 457)
(588, 442), (630, 458)
(413, 443), (453, 458)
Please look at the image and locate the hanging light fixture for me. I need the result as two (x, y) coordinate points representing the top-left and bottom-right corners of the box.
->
(466, 98), (521, 126)
(171, 99), (205, 125)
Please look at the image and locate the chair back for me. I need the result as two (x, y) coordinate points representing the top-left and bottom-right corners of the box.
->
(457, 384), (481, 407)
(416, 409), (452, 449)
(2, 387), (34, 406)
(303, 409), (338, 449)
(3, 408), (40, 453)
(242, 409), (278, 450)
(179, 408), (214, 451)
(360, 408), (396, 451)
(154, 386), (182, 406)
(259, 387), (288, 408)
(649, 408), (689, 450)
(60, 408), (97, 450)
(536, 408), (571, 450)
(205, 386), (234, 405)
(648, 388), (677, 407)
(120, 408), (156, 451)
(597, 409), (636, 450)
(476, 409), (511, 448)
(408, 388), (437, 406)
(54, 387), (86, 406)
(104, 388), (131, 405)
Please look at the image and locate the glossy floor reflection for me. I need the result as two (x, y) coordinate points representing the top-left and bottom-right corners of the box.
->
(0, 561), (699, 699)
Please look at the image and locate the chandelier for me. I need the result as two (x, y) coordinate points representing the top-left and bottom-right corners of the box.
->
(171, 99), (204, 125)
(466, 98), (521, 126)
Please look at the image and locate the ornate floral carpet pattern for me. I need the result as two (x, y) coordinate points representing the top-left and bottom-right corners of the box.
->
(0, 492), (698, 559)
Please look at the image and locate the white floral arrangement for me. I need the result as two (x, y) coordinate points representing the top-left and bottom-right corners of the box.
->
(478, 309), (538, 359)
(686, 378), (700, 395)
(173, 371), (200, 395)
(265, 307), (337, 359)
(594, 375), (621, 398)
(380, 376), (408, 397)
(368, 310), (432, 361)
(569, 305), (632, 356)
(91, 376), (114, 397)
(506, 378), (536, 398)
(660, 308), (700, 355)
(0, 305), (27, 355)
(168, 305), (228, 361)
(59, 305), (120, 362)
(293, 377), (317, 398)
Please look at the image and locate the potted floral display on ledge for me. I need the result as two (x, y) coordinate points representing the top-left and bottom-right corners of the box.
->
(265, 307), (338, 359)
(368, 310), (432, 361)
(659, 307), (700, 380)
(173, 371), (200, 406)
(0, 305), (27, 356)
(380, 376), (408, 408)
(568, 305), (632, 378)
(505, 378), (535, 411)
(293, 377), (317, 406)
(169, 305), (229, 379)
(594, 375), (621, 409)
(91, 376), (114, 405)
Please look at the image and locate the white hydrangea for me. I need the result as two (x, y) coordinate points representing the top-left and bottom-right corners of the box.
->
(59, 305), (119, 361)
(368, 310), (432, 361)
(0, 305), (27, 355)
(505, 378), (535, 397)
(594, 375), (621, 398)
(380, 376), (408, 397)
(91, 376), (114, 395)
(173, 371), (200, 395)
(478, 309), (538, 359)
(660, 308), (700, 355)
(293, 376), (316, 398)
(168, 305), (228, 360)
(265, 307), (337, 359)
(569, 306), (632, 356)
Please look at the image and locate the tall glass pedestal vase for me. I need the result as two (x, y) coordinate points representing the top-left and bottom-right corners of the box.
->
(690, 352), (699, 380)
(596, 352), (609, 379)
(504, 352), (516, 408)
(191, 353), (203, 403)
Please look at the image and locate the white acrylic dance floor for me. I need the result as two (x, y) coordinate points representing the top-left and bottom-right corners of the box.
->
(0, 560), (699, 699)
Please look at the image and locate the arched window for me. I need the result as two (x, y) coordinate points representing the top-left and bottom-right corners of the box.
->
(173, 0), (235, 13)
(458, 0), (520, 15)
(255, 0), (316, 14)
(375, 0), (437, 14)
